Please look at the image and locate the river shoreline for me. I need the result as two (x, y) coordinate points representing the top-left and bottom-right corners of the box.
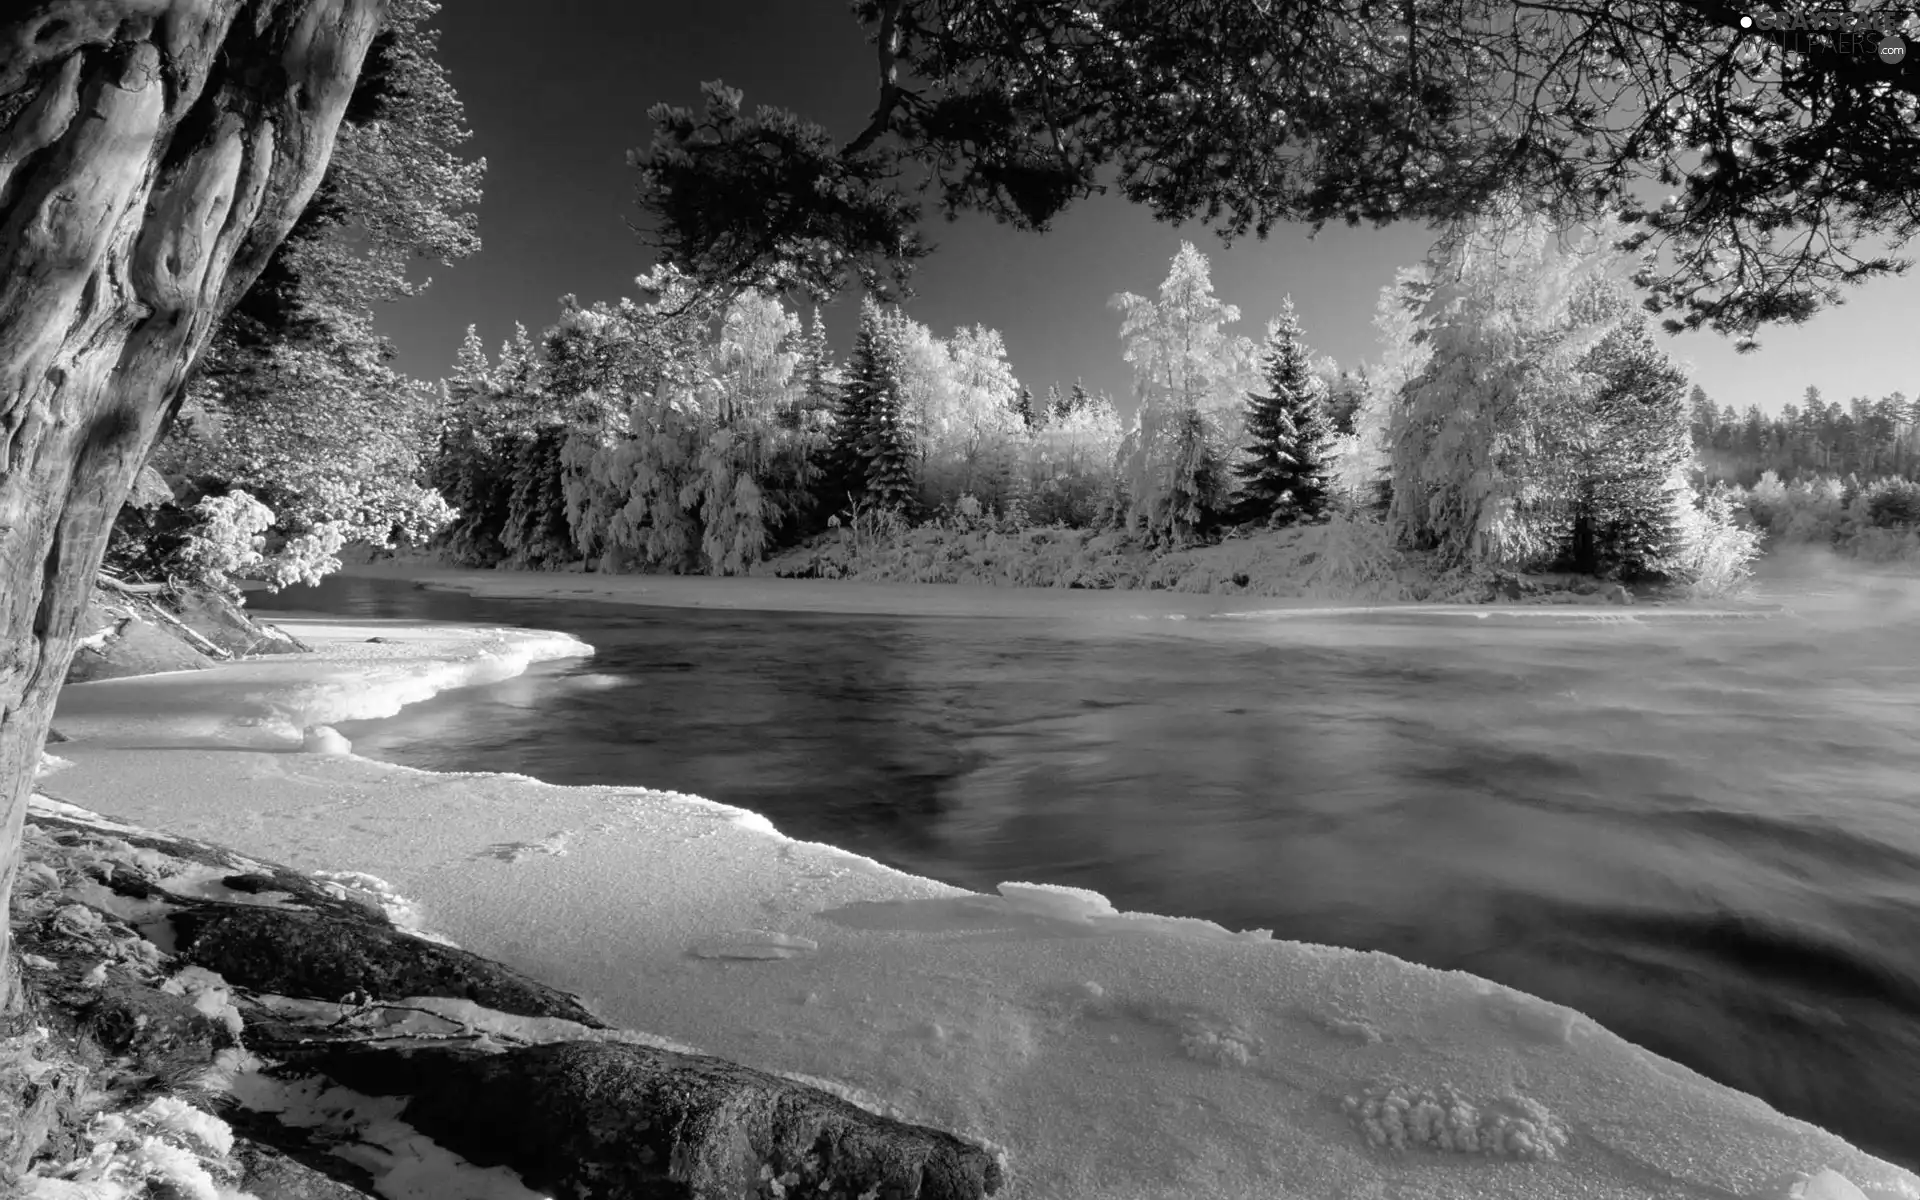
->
(320, 559), (1788, 623)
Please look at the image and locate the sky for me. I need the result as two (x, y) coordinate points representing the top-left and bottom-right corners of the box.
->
(374, 0), (1920, 417)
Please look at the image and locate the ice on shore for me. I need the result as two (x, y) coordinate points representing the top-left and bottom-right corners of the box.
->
(39, 616), (1920, 1200)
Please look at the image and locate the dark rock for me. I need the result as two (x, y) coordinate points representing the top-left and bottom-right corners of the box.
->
(219, 873), (280, 894)
(304, 1039), (1004, 1200)
(44, 727), (68, 744)
(230, 1136), (382, 1200)
(363, 637), (393, 643)
(169, 904), (606, 1027)
(65, 607), (215, 684)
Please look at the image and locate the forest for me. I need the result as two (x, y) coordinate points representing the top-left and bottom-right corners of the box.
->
(110, 203), (1920, 605)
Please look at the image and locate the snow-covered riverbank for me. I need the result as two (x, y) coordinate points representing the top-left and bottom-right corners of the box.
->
(320, 558), (1787, 623)
(41, 617), (1917, 1200)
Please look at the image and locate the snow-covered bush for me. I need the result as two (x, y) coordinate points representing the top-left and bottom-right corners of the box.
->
(1667, 488), (1763, 598)
(175, 492), (275, 587)
(168, 491), (356, 592)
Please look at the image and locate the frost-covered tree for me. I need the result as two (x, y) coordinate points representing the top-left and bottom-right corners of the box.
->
(433, 324), (548, 566)
(1389, 205), (1630, 566)
(1064, 379), (1092, 421)
(1111, 242), (1257, 543)
(1234, 300), (1336, 526)
(148, 0), (481, 571)
(925, 324), (1025, 510)
(1336, 268), (1435, 514)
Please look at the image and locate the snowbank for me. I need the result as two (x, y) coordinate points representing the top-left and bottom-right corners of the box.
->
(42, 618), (1918, 1200)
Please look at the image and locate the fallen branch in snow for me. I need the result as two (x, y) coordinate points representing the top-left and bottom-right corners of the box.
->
(94, 573), (172, 596)
(92, 574), (234, 661)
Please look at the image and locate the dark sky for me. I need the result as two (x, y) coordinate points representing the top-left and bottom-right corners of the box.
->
(375, 1), (1920, 415)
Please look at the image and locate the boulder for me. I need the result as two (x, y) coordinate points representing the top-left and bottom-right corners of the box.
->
(1599, 582), (1635, 606)
(302, 1038), (1004, 1200)
(168, 903), (605, 1027)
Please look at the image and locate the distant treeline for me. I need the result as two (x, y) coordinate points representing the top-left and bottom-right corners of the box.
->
(1692, 388), (1920, 487)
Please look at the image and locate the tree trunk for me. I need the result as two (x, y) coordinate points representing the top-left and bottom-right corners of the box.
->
(0, 0), (386, 1019)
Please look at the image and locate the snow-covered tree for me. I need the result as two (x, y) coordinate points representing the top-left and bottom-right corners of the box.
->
(1388, 206), (1630, 566)
(1064, 379), (1092, 421)
(1234, 300), (1337, 526)
(928, 325), (1025, 510)
(1111, 242), (1257, 542)
(145, 0), (482, 575)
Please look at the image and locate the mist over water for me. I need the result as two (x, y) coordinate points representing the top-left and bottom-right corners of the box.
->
(253, 567), (1920, 1169)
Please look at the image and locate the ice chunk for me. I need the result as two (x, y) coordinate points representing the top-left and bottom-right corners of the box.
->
(996, 881), (1118, 922)
(300, 725), (352, 755)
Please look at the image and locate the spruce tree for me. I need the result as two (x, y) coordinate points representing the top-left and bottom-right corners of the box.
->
(1233, 299), (1336, 526)
(795, 307), (840, 430)
(1045, 383), (1065, 425)
(824, 300), (889, 516)
(863, 380), (920, 517)
(1068, 378), (1092, 418)
(1013, 385), (1038, 430)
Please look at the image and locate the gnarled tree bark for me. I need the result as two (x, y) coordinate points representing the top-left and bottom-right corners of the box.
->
(0, 0), (386, 1020)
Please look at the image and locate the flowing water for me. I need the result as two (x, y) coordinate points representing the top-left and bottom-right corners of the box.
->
(250, 571), (1920, 1169)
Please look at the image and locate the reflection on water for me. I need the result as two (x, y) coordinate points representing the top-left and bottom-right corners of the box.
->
(251, 574), (1920, 1168)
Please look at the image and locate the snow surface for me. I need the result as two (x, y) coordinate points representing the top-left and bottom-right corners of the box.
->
(39, 615), (1920, 1200)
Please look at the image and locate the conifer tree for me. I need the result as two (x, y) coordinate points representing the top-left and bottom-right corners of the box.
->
(1068, 379), (1092, 419)
(1233, 299), (1336, 526)
(1012, 385), (1038, 430)
(1045, 383), (1065, 425)
(1562, 319), (1693, 577)
(863, 378), (920, 517)
(825, 299), (903, 514)
(795, 306), (841, 429)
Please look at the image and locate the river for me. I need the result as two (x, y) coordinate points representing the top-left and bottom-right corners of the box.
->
(249, 570), (1920, 1169)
